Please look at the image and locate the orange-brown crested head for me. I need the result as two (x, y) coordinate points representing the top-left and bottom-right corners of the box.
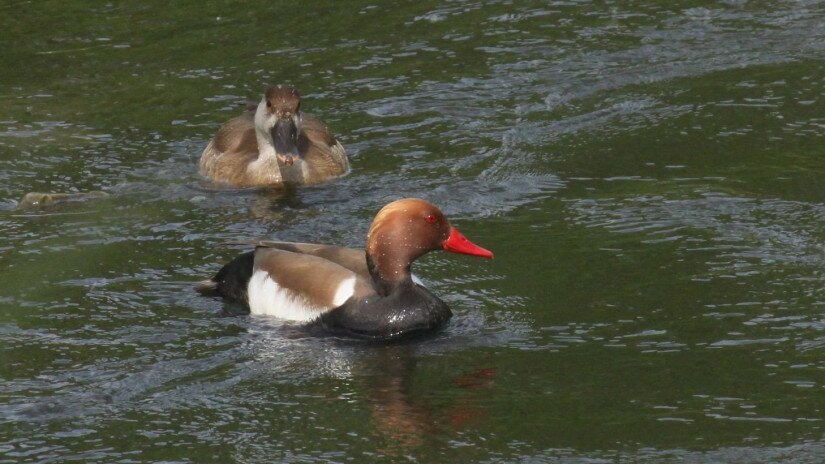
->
(366, 199), (493, 283)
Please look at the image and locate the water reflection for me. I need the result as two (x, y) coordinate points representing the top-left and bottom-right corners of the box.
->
(361, 346), (435, 451)
(358, 345), (494, 453)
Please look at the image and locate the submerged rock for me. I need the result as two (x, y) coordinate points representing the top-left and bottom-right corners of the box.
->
(17, 191), (110, 209)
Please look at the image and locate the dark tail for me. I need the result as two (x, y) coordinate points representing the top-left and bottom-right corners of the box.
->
(195, 251), (255, 304)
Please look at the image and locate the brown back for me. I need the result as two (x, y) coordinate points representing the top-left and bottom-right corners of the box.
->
(254, 248), (374, 308)
(299, 114), (349, 184)
(251, 240), (368, 277)
(199, 112), (261, 186)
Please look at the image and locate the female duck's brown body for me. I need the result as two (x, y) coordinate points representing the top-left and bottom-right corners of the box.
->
(198, 199), (494, 340)
(199, 84), (349, 188)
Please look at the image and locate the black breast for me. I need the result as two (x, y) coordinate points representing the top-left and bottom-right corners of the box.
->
(318, 280), (452, 340)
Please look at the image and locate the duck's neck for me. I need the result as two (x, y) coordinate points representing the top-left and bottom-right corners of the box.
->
(248, 102), (282, 181)
(366, 254), (413, 296)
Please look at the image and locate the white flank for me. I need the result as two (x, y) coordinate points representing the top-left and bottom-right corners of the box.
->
(247, 270), (328, 322)
(332, 276), (356, 306)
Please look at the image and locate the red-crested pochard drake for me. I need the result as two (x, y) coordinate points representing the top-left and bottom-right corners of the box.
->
(198, 84), (349, 188)
(197, 199), (493, 339)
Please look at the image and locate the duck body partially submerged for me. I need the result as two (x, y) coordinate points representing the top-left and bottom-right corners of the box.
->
(198, 199), (493, 340)
(199, 84), (348, 188)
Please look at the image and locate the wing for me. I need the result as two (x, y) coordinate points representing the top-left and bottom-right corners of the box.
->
(248, 247), (374, 321)
(199, 113), (259, 184)
(301, 114), (337, 147)
(211, 112), (257, 154)
(227, 240), (369, 278)
(298, 114), (349, 182)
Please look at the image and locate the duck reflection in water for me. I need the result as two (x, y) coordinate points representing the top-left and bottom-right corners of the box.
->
(357, 345), (495, 453)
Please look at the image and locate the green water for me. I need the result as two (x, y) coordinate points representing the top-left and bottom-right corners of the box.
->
(2, 1), (825, 462)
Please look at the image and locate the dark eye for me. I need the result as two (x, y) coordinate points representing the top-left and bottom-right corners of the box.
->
(266, 101), (271, 107)
(425, 214), (437, 224)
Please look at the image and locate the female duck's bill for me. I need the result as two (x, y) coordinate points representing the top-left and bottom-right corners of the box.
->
(198, 84), (349, 188)
(197, 198), (493, 340)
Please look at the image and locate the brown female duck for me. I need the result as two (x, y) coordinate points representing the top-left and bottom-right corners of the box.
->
(199, 84), (348, 187)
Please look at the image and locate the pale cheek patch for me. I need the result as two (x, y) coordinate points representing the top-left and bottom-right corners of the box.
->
(247, 270), (329, 322)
